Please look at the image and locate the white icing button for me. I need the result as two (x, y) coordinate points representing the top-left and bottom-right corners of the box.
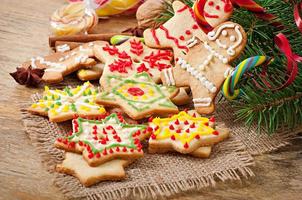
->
(222, 58), (228, 64)
(210, 87), (217, 93)
(222, 30), (228, 36)
(230, 35), (236, 42)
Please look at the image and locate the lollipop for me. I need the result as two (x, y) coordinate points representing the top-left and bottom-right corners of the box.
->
(50, 2), (98, 36)
(222, 56), (271, 100)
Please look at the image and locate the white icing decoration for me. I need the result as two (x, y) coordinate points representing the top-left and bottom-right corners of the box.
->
(31, 57), (66, 72)
(176, 58), (217, 93)
(163, 68), (175, 86)
(222, 30), (228, 36)
(230, 35), (236, 42)
(224, 67), (233, 78)
(57, 44), (70, 52)
(186, 37), (198, 48)
(204, 42), (228, 64)
(193, 97), (212, 107)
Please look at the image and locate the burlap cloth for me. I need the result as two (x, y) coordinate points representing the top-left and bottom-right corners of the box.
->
(20, 92), (301, 200)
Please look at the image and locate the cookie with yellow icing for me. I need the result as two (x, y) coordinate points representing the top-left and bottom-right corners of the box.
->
(55, 113), (148, 167)
(28, 82), (106, 122)
(96, 72), (179, 120)
(148, 111), (229, 155)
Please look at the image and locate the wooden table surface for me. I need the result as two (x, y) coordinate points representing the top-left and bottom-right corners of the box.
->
(0, 0), (301, 199)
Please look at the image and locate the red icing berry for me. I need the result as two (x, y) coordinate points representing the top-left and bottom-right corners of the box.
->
(127, 87), (145, 96)
(176, 129), (181, 133)
(147, 127), (153, 132)
(134, 138), (140, 144)
(184, 120), (189, 125)
(93, 125), (97, 130)
(93, 136), (98, 140)
(184, 142), (189, 149)
(86, 145), (91, 152)
(174, 119), (180, 125)
(150, 133), (156, 140)
(208, 1), (214, 6)
(179, 36), (185, 40)
(192, 113), (197, 117)
(95, 152), (101, 158)
(123, 147), (127, 152)
(192, 24), (199, 29)
(109, 148), (114, 154)
(106, 125), (113, 130)
(57, 138), (62, 143)
(209, 116), (215, 122)
(215, 5), (220, 10)
(88, 153), (94, 159)
(63, 139), (68, 145)
(93, 129), (97, 135)
(116, 147), (120, 152)
(185, 128), (190, 133)
(154, 126), (159, 131)
(195, 135), (200, 139)
(130, 149), (134, 152)
(190, 123), (195, 128)
(100, 139), (107, 144)
(185, 30), (191, 35)
(171, 135), (176, 140)
(148, 116), (154, 122)
(102, 129), (107, 135)
(212, 130), (219, 135)
(169, 124), (174, 130)
(78, 141), (83, 146)
(103, 148), (107, 155)
(69, 142), (76, 148)
(204, 122), (209, 126)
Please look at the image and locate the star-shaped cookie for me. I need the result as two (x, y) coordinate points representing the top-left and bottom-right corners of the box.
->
(96, 72), (179, 120)
(93, 37), (173, 89)
(28, 82), (106, 122)
(56, 152), (132, 186)
(55, 113), (148, 166)
(148, 111), (230, 154)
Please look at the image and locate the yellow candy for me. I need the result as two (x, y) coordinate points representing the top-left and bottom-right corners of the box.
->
(31, 104), (37, 108)
(80, 105), (91, 111)
(98, 107), (106, 113)
(50, 109), (58, 116)
(44, 86), (49, 91)
(62, 105), (69, 112)
(94, 0), (141, 17)
(141, 95), (147, 100)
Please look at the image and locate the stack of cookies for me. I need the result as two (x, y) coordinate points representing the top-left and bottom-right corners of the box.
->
(12, 1), (249, 186)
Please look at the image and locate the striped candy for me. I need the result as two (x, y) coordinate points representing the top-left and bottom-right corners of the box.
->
(222, 56), (271, 100)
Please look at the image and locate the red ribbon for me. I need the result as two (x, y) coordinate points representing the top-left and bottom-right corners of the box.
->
(252, 3), (302, 91)
(294, 2), (302, 34)
(253, 33), (302, 91)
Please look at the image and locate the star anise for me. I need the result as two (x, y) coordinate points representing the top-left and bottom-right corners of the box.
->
(10, 66), (44, 87)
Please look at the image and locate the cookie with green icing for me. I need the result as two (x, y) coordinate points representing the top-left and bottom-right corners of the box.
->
(96, 72), (179, 120)
(55, 113), (148, 167)
(28, 82), (106, 122)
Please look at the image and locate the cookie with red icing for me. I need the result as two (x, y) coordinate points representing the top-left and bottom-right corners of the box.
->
(55, 113), (149, 167)
(161, 22), (247, 114)
(93, 37), (174, 90)
(148, 111), (230, 155)
(143, 0), (232, 59)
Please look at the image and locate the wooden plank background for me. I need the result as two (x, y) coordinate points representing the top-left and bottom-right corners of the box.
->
(0, 0), (301, 199)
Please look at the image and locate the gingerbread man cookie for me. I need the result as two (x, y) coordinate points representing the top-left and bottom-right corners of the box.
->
(96, 72), (179, 120)
(161, 22), (247, 114)
(56, 152), (132, 186)
(19, 41), (105, 83)
(28, 82), (106, 122)
(148, 111), (230, 155)
(93, 37), (173, 89)
(55, 113), (148, 167)
(143, 1), (232, 59)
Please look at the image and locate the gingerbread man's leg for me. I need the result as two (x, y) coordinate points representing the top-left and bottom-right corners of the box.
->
(161, 66), (190, 87)
(190, 78), (216, 114)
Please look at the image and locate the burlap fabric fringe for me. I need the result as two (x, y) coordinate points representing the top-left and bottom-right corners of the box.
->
(20, 93), (299, 200)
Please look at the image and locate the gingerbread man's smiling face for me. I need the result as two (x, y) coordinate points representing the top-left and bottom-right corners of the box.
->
(203, 0), (233, 27)
(207, 22), (246, 62)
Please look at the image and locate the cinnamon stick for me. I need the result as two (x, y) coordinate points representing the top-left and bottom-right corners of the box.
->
(49, 33), (131, 47)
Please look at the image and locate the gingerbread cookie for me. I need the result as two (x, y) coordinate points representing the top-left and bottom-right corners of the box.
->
(28, 82), (106, 122)
(55, 113), (148, 166)
(56, 152), (132, 186)
(93, 37), (173, 88)
(19, 41), (105, 84)
(143, 1), (232, 59)
(148, 111), (229, 155)
(96, 72), (179, 120)
(161, 22), (246, 114)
